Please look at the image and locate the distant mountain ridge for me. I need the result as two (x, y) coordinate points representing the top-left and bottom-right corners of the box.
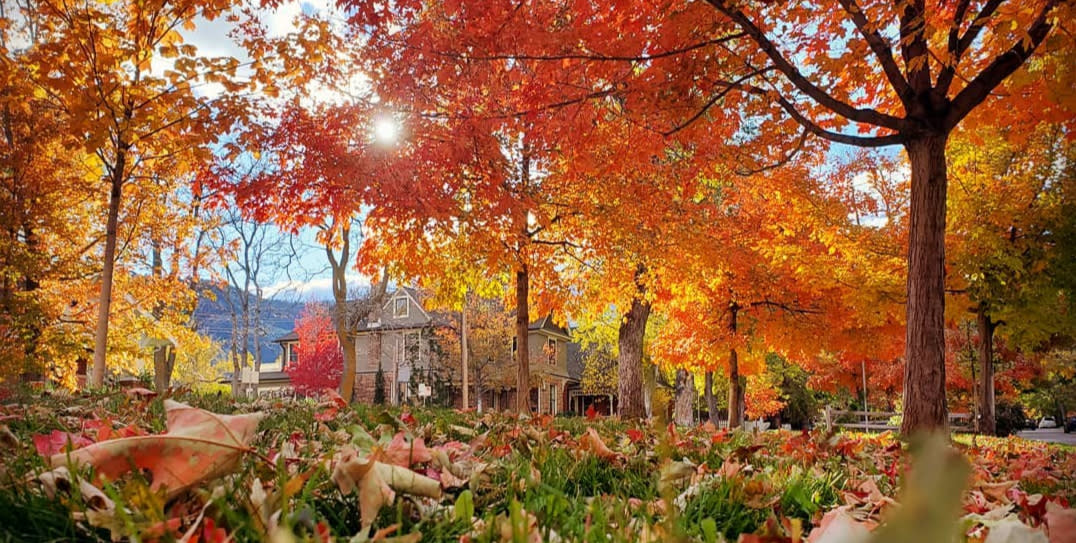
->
(192, 283), (304, 365)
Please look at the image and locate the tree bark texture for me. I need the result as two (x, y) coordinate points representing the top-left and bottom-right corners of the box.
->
(977, 308), (996, 436)
(673, 368), (695, 426)
(704, 371), (717, 425)
(901, 134), (950, 434)
(91, 161), (125, 388)
(728, 349), (745, 428)
(617, 269), (650, 419)
(152, 347), (175, 392)
(727, 305), (745, 428)
(516, 265), (530, 414)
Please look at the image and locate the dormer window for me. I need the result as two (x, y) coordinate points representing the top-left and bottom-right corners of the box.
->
(393, 297), (409, 318)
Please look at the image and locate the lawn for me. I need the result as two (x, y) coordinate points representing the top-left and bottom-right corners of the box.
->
(0, 389), (1073, 543)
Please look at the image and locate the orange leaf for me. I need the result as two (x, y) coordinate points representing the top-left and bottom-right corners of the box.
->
(580, 427), (617, 460)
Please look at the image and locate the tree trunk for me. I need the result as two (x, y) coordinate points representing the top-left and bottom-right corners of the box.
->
(727, 304), (745, 429)
(704, 371), (717, 425)
(329, 227), (357, 402)
(617, 267), (650, 419)
(153, 347), (175, 392)
(673, 368), (695, 426)
(90, 162), (125, 387)
(728, 348), (745, 428)
(516, 265), (530, 414)
(150, 243), (172, 392)
(901, 134), (950, 434)
(253, 291), (263, 372)
(977, 308), (996, 436)
(230, 309), (241, 397)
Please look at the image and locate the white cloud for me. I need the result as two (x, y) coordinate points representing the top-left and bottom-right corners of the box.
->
(263, 273), (372, 301)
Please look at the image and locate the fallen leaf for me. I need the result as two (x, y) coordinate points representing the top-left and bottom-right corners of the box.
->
(1045, 501), (1076, 543)
(376, 432), (432, 468)
(0, 424), (18, 449)
(34, 430), (93, 456)
(807, 507), (874, 543)
(332, 446), (441, 529)
(579, 427), (617, 460)
(49, 400), (264, 499)
(124, 387), (158, 400)
(983, 517), (1048, 543)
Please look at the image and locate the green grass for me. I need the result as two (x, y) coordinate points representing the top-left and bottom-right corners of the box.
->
(2, 390), (1075, 542)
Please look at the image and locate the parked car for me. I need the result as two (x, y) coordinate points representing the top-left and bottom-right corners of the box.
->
(1038, 416), (1057, 429)
(1065, 417), (1076, 433)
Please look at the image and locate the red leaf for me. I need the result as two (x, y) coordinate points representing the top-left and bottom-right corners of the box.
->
(33, 430), (92, 457)
(585, 404), (598, 420)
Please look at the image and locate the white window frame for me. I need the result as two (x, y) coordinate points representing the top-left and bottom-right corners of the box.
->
(549, 384), (557, 414)
(393, 297), (409, 318)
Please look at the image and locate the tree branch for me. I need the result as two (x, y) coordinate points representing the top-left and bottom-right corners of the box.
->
(946, 0), (1058, 130)
(936, 0), (977, 92)
(898, 0), (932, 92)
(707, 0), (908, 131)
(380, 32), (747, 63)
(774, 96), (904, 147)
(664, 67), (773, 136)
(836, 0), (911, 99)
(734, 127), (810, 176)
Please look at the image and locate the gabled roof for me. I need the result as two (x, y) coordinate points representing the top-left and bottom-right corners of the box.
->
(272, 330), (299, 343)
(353, 287), (451, 333)
(528, 315), (571, 340)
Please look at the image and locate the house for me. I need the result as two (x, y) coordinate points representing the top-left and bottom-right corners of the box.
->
(351, 287), (582, 414)
(352, 287), (447, 405)
(253, 330), (298, 395)
(262, 287), (584, 413)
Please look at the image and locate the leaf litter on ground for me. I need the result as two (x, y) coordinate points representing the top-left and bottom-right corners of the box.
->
(0, 391), (1073, 542)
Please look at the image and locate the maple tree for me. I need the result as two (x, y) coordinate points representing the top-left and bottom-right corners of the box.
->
(946, 120), (1076, 434)
(346, 0), (1074, 433)
(432, 294), (516, 411)
(286, 303), (344, 395)
(2, 0), (252, 387)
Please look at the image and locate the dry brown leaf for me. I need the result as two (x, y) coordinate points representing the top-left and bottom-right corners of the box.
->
(0, 424), (18, 449)
(579, 427), (617, 460)
(49, 400), (264, 499)
(332, 446), (441, 529)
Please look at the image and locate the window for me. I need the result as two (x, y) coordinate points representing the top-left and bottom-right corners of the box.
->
(287, 344), (298, 365)
(547, 338), (557, 365)
(393, 297), (409, 318)
(549, 384), (557, 414)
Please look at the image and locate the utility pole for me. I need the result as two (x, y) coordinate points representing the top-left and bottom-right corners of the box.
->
(461, 289), (469, 410)
(862, 360), (868, 428)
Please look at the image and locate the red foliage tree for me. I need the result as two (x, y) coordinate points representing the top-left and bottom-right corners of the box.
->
(286, 304), (343, 395)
